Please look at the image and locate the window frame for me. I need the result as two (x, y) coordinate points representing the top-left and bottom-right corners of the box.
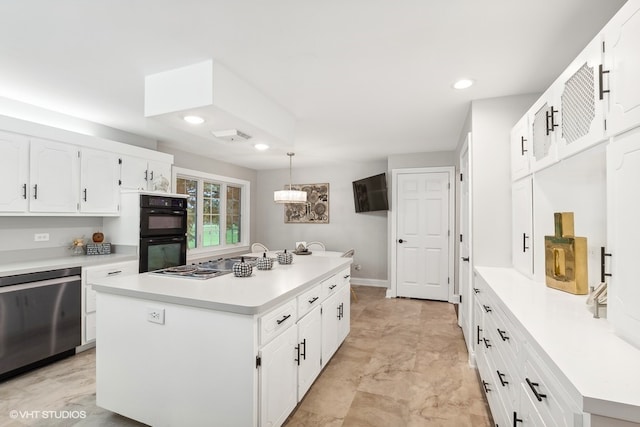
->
(173, 166), (250, 258)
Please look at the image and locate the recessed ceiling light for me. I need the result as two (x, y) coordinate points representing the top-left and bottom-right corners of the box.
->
(183, 115), (205, 124)
(254, 143), (269, 151)
(453, 79), (474, 90)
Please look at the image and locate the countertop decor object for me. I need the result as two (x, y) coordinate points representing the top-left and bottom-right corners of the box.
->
(256, 253), (274, 270)
(70, 237), (85, 255)
(92, 232), (104, 243)
(544, 212), (588, 294)
(274, 152), (307, 204)
(277, 249), (293, 265)
(232, 257), (253, 277)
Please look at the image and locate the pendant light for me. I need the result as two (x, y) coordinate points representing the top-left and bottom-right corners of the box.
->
(274, 153), (307, 204)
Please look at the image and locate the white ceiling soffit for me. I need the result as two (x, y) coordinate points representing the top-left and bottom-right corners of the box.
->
(145, 59), (296, 153)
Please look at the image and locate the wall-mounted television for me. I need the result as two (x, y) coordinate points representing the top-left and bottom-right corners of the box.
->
(352, 173), (389, 213)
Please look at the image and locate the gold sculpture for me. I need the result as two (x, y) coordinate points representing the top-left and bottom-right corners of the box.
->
(544, 212), (588, 295)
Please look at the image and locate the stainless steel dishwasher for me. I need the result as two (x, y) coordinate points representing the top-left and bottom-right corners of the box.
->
(0, 267), (81, 380)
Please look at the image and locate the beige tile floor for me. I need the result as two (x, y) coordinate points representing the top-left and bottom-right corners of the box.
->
(0, 286), (491, 427)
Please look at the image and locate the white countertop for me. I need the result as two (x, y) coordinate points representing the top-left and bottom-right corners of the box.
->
(0, 251), (137, 276)
(475, 266), (640, 423)
(93, 255), (352, 315)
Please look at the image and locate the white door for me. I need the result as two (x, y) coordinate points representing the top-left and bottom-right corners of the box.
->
(459, 138), (472, 345)
(396, 171), (451, 300)
(607, 125), (640, 349)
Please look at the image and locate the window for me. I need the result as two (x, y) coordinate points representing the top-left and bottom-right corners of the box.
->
(174, 167), (250, 254)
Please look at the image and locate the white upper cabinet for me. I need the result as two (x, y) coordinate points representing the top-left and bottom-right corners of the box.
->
(556, 36), (607, 159)
(120, 155), (172, 192)
(511, 115), (531, 180)
(79, 148), (120, 214)
(512, 177), (533, 277)
(607, 125), (640, 350)
(0, 131), (29, 212)
(528, 85), (560, 172)
(29, 138), (79, 213)
(603, 1), (640, 137)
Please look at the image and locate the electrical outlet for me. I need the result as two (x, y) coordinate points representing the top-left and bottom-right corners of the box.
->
(34, 233), (50, 242)
(354, 264), (362, 271)
(147, 307), (165, 324)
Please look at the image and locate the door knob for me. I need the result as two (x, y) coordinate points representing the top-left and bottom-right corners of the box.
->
(398, 239), (404, 243)
(462, 257), (470, 262)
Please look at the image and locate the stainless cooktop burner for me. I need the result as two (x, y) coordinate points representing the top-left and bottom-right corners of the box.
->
(150, 256), (259, 280)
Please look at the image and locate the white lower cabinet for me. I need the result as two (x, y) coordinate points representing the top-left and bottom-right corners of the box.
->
(474, 272), (581, 427)
(82, 260), (137, 345)
(297, 305), (322, 399)
(259, 325), (299, 427)
(258, 268), (351, 426)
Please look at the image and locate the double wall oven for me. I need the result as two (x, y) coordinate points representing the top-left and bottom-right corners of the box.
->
(139, 194), (187, 273)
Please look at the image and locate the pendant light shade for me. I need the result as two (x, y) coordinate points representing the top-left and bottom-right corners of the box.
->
(274, 153), (307, 204)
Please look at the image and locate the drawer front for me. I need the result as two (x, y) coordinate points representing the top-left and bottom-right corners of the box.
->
(321, 274), (340, 299)
(297, 284), (322, 318)
(86, 286), (97, 313)
(338, 268), (351, 287)
(85, 260), (138, 283)
(523, 348), (578, 427)
(260, 299), (297, 346)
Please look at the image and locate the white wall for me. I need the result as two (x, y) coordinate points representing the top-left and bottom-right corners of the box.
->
(255, 159), (388, 284)
(467, 94), (539, 268)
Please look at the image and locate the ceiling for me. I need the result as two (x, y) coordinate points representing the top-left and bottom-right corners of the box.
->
(0, 0), (627, 170)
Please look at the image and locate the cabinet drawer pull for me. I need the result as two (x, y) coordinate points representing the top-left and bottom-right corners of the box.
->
(295, 344), (300, 365)
(329, 284), (337, 290)
(497, 328), (509, 341)
(513, 411), (523, 426)
(476, 325), (483, 345)
(300, 338), (306, 360)
(83, 188), (88, 202)
(22, 183), (27, 199)
(473, 287), (480, 294)
(525, 377), (547, 401)
(483, 338), (492, 348)
(483, 305), (492, 313)
(343, 274), (350, 279)
(276, 314), (291, 325)
(545, 106), (559, 135)
(33, 184), (38, 200)
(497, 370), (508, 387)
(520, 136), (528, 155)
(107, 270), (123, 276)
(308, 296), (319, 304)
(523, 233), (529, 252)
(482, 380), (491, 393)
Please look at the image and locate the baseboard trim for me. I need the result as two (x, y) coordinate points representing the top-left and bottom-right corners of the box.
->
(350, 278), (388, 288)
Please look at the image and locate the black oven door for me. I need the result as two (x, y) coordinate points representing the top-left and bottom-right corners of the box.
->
(139, 236), (187, 273)
(140, 208), (187, 237)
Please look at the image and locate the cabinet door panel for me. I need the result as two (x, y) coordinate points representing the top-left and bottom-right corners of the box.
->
(321, 292), (340, 367)
(80, 148), (120, 214)
(557, 37), (607, 158)
(337, 285), (350, 344)
(260, 325), (298, 427)
(0, 131), (29, 212)
(511, 115), (531, 181)
(607, 126), (640, 349)
(512, 177), (533, 277)
(29, 138), (79, 213)
(119, 155), (149, 190)
(604, 2), (640, 136)
(297, 306), (321, 400)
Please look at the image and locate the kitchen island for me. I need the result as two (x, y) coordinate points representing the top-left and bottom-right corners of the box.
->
(93, 254), (352, 427)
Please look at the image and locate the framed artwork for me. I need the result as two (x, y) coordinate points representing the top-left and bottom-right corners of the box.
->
(284, 183), (329, 224)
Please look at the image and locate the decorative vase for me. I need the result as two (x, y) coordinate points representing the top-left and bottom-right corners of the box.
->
(544, 212), (588, 295)
(233, 257), (253, 277)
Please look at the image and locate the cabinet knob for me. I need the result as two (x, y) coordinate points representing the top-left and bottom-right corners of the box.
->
(462, 257), (470, 262)
(398, 239), (404, 243)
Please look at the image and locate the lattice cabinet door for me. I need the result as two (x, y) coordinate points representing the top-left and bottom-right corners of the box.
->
(556, 35), (607, 159)
(528, 85), (560, 173)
